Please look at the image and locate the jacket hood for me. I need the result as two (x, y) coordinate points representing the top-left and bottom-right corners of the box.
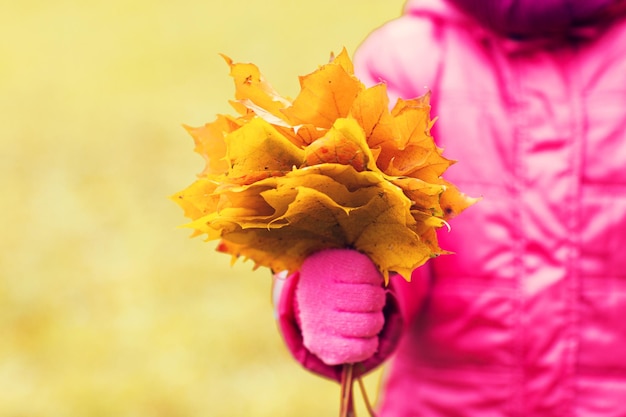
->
(404, 0), (623, 38)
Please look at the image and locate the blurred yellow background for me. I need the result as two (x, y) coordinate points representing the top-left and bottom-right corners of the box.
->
(0, 0), (406, 416)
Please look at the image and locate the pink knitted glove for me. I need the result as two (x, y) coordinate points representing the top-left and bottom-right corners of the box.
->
(295, 249), (386, 366)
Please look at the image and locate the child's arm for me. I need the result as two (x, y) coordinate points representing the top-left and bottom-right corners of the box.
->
(273, 249), (431, 381)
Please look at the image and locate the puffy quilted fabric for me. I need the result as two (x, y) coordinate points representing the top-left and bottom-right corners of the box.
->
(351, 0), (626, 415)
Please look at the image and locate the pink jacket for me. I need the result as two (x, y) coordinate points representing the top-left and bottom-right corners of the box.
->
(276, 0), (626, 415)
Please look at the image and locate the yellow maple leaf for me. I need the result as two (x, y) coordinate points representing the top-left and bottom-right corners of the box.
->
(225, 117), (304, 185)
(221, 55), (290, 123)
(303, 118), (375, 172)
(183, 114), (240, 177)
(172, 49), (477, 281)
(282, 49), (363, 128)
(348, 83), (395, 150)
(171, 178), (221, 228)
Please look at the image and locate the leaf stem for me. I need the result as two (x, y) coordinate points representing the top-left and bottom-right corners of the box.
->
(340, 364), (355, 417)
(357, 376), (377, 417)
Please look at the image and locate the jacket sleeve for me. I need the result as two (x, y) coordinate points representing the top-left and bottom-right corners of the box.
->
(353, 12), (443, 102)
(273, 266), (431, 382)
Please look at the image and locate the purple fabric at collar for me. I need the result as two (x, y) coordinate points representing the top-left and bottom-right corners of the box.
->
(444, 0), (616, 37)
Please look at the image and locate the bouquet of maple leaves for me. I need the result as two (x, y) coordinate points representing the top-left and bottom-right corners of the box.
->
(173, 48), (475, 416)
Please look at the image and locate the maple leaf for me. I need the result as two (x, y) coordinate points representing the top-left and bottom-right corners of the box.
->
(225, 117), (304, 185)
(282, 49), (362, 129)
(221, 55), (291, 122)
(172, 48), (477, 281)
(172, 178), (221, 231)
(303, 118), (376, 172)
(348, 83), (395, 150)
(183, 114), (241, 177)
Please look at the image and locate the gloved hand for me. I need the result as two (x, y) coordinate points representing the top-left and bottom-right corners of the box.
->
(295, 248), (386, 366)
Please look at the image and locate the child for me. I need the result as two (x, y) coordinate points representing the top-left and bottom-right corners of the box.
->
(275, 0), (626, 415)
